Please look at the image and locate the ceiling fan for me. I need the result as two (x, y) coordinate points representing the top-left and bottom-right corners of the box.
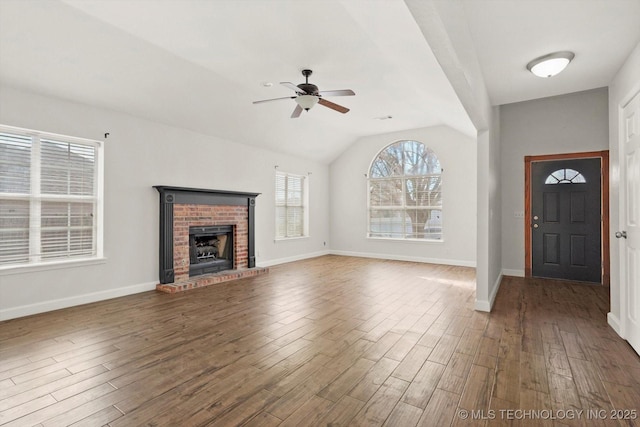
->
(253, 69), (355, 118)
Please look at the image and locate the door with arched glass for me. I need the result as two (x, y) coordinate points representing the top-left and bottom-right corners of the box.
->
(530, 157), (603, 283)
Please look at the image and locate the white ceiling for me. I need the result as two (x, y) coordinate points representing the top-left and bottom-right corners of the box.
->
(0, 0), (638, 163)
(462, 0), (640, 105)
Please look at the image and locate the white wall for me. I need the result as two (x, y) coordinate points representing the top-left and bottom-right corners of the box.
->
(499, 87), (609, 275)
(0, 85), (330, 320)
(608, 42), (640, 335)
(329, 125), (477, 266)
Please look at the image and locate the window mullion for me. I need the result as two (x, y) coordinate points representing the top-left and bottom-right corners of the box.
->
(29, 136), (42, 263)
(402, 177), (407, 238)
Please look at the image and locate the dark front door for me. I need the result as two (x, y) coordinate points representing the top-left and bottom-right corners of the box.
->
(531, 158), (602, 283)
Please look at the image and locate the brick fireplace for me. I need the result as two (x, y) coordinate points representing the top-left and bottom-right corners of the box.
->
(154, 186), (268, 293)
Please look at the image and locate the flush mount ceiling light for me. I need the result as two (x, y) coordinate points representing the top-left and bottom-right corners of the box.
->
(526, 51), (575, 78)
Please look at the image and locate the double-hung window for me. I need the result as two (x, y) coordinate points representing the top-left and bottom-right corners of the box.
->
(368, 140), (442, 240)
(275, 171), (307, 239)
(0, 125), (103, 268)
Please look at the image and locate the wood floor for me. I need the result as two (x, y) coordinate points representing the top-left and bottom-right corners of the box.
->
(1, 255), (639, 426)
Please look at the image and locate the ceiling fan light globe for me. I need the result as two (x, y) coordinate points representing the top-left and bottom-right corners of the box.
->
(295, 95), (319, 110)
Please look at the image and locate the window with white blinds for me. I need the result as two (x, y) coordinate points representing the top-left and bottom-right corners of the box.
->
(0, 125), (103, 267)
(275, 171), (307, 239)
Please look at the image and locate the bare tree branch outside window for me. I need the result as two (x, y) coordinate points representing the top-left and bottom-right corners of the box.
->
(368, 140), (442, 239)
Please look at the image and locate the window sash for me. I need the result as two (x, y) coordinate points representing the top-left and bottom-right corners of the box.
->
(275, 172), (305, 238)
(369, 177), (442, 209)
(0, 127), (100, 266)
(367, 142), (442, 240)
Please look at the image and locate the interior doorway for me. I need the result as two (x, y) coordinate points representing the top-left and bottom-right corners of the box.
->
(525, 151), (609, 284)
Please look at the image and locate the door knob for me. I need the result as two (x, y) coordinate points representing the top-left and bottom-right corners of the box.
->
(615, 231), (627, 239)
(533, 224), (539, 229)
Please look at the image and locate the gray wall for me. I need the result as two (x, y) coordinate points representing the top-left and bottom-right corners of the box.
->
(499, 87), (609, 274)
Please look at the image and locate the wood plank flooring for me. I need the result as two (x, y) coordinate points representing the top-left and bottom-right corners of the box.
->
(1, 255), (639, 426)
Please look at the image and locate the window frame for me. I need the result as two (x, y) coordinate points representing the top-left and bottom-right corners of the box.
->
(274, 170), (309, 240)
(366, 140), (443, 242)
(0, 124), (104, 272)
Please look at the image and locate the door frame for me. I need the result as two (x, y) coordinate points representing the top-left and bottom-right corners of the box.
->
(524, 150), (610, 285)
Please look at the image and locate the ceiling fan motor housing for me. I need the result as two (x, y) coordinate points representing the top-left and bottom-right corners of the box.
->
(297, 83), (319, 95)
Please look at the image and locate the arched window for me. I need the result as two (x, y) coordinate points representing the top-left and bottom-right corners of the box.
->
(368, 140), (442, 240)
(544, 168), (586, 184)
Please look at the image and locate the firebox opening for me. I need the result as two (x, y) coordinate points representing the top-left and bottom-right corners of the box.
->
(189, 225), (233, 277)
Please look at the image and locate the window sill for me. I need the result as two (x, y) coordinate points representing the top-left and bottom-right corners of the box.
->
(0, 257), (107, 276)
(367, 236), (445, 244)
(274, 236), (310, 242)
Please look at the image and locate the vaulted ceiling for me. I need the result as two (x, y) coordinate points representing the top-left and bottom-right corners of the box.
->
(0, 0), (638, 163)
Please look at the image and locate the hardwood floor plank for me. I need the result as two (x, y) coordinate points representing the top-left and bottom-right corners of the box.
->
(384, 331), (422, 362)
(315, 395), (364, 426)
(567, 357), (609, 403)
(560, 331), (589, 361)
(458, 364), (494, 413)
(317, 357), (375, 402)
(349, 357), (399, 402)
(350, 376), (410, 427)
(543, 342), (573, 378)
(401, 360), (445, 409)
(278, 395), (334, 427)
(0, 257), (636, 427)
(363, 331), (403, 362)
(438, 353), (474, 395)
(0, 394), (57, 425)
(3, 383), (116, 427)
(267, 353), (330, 397)
(428, 334), (461, 365)
(242, 411), (282, 427)
(67, 405), (123, 427)
(383, 401), (423, 427)
(207, 389), (278, 427)
(548, 372), (582, 415)
(493, 357), (520, 404)
(416, 388), (460, 427)
(520, 351), (549, 393)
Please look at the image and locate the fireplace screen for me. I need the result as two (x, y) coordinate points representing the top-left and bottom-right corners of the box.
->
(189, 225), (233, 277)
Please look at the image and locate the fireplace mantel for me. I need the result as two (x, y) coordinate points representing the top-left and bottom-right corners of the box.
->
(154, 186), (260, 284)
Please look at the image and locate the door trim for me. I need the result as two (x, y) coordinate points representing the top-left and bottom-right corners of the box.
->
(524, 150), (610, 285)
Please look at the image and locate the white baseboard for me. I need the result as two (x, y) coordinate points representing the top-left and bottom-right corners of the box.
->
(329, 250), (476, 268)
(502, 269), (525, 277)
(607, 312), (623, 337)
(475, 271), (503, 312)
(0, 281), (157, 321)
(257, 250), (331, 268)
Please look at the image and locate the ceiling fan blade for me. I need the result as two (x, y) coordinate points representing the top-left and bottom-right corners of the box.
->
(281, 82), (306, 94)
(253, 96), (295, 104)
(318, 98), (349, 114)
(318, 89), (355, 97)
(291, 104), (303, 118)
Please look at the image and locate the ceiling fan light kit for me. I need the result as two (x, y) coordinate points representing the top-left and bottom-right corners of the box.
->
(526, 51), (575, 78)
(253, 69), (355, 118)
(295, 94), (319, 110)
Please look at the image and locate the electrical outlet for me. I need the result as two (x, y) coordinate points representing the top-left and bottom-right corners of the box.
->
(514, 211), (525, 219)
